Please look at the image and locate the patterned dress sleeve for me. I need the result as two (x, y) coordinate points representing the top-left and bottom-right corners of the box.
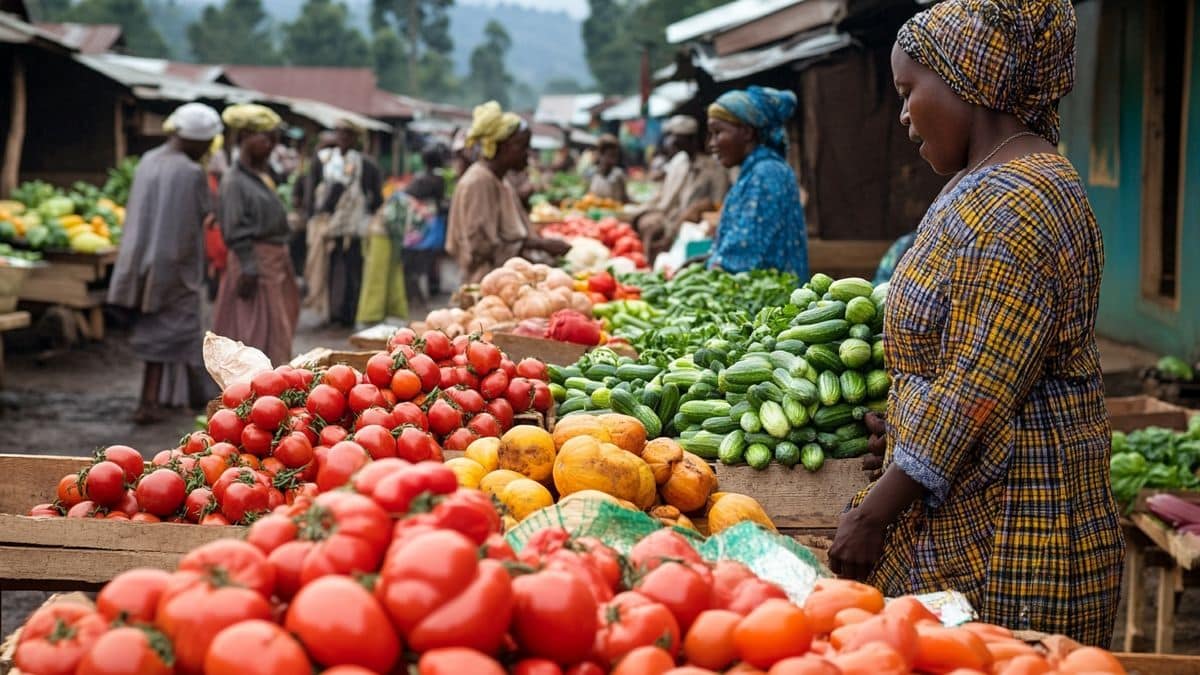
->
(889, 224), (1058, 507)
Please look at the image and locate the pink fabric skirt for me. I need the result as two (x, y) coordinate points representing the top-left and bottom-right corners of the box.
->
(212, 243), (300, 366)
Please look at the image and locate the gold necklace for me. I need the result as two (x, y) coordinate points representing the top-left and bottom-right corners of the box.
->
(969, 131), (1040, 174)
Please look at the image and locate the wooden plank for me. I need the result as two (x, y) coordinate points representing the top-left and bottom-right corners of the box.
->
(1, 53), (24, 198)
(0, 454), (91, 514)
(1107, 395), (1193, 432)
(713, 0), (843, 55)
(491, 332), (590, 367)
(808, 239), (892, 279)
(0, 545), (183, 587)
(1131, 512), (1200, 570)
(0, 515), (241, 554)
(0, 311), (30, 332)
(1124, 540), (1145, 652)
(16, 276), (105, 309)
(715, 460), (868, 528)
(1116, 653), (1200, 675)
(1154, 565), (1178, 653)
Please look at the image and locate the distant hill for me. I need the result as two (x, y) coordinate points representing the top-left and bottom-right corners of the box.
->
(143, 0), (591, 94)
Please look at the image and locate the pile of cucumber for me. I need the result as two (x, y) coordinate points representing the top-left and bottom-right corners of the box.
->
(547, 273), (891, 473)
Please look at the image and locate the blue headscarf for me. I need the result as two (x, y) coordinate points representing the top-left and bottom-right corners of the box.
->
(707, 86), (798, 155)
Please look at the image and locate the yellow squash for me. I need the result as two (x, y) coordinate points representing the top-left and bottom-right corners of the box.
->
(552, 435), (656, 509)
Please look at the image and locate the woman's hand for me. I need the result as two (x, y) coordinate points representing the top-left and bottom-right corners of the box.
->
(236, 273), (258, 299)
(828, 506), (888, 581)
(862, 411), (887, 479)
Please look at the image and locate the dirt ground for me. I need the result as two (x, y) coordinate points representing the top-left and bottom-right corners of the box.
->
(1, 320), (1196, 654)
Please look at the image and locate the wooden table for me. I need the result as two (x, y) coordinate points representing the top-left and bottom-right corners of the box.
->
(16, 250), (117, 341)
(0, 310), (30, 387)
(1123, 491), (1200, 654)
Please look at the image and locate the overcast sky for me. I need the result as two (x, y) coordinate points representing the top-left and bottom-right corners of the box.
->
(460, 0), (590, 21)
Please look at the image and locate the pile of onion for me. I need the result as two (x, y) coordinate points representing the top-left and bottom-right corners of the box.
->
(414, 257), (594, 337)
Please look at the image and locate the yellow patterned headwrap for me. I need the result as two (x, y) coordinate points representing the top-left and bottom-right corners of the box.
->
(897, 0), (1076, 144)
(467, 101), (525, 159)
(221, 104), (283, 133)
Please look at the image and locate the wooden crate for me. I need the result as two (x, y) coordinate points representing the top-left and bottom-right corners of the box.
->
(715, 459), (869, 529)
(808, 239), (893, 280)
(490, 332), (591, 366)
(0, 454), (242, 590)
(1106, 395), (1194, 432)
(16, 251), (115, 309)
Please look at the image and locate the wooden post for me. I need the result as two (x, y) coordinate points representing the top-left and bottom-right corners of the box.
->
(2, 52), (26, 199)
(1123, 542), (1144, 651)
(1154, 565), (1179, 653)
(113, 99), (126, 165)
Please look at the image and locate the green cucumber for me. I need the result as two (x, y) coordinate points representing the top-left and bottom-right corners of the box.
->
(801, 443), (825, 472)
(745, 443), (772, 470)
(718, 430), (746, 465)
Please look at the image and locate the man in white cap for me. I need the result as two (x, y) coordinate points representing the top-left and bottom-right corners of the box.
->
(634, 114), (729, 259)
(108, 102), (223, 423)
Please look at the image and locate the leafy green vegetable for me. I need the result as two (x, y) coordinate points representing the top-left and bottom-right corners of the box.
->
(1110, 421), (1200, 508)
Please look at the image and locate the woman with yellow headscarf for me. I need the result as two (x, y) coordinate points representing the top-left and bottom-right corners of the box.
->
(212, 103), (300, 365)
(446, 101), (570, 283)
(829, 0), (1123, 645)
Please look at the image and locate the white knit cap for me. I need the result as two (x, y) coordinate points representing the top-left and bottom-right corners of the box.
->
(663, 115), (699, 135)
(168, 102), (223, 141)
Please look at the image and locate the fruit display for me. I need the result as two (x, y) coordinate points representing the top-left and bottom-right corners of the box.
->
(413, 257), (594, 337)
(551, 273), (890, 471)
(10, 484), (1132, 674)
(27, 331), (553, 523)
(1, 176), (127, 253)
(541, 216), (649, 269)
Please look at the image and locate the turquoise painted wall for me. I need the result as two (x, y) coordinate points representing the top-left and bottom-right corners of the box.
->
(1061, 0), (1200, 360)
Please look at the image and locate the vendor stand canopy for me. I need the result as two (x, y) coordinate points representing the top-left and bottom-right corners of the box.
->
(600, 81), (698, 122)
(534, 93), (604, 128)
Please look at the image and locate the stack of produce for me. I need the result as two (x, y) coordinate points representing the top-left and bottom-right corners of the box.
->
(415, 257), (594, 337)
(1109, 415), (1200, 505)
(28, 330), (553, 524)
(541, 216), (648, 269)
(530, 171), (587, 206)
(1154, 354), (1197, 383)
(0, 177), (126, 253)
(11, 479), (1131, 674)
(444, 412), (772, 535)
(1145, 492), (1200, 537)
(553, 274), (891, 473)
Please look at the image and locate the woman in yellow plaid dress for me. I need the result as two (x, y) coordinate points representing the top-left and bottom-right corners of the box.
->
(829, 0), (1124, 646)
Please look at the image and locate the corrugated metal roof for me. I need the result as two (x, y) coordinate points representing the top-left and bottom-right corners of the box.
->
(35, 22), (121, 53)
(0, 11), (73, 48)
(534, 93), (604, 127)
(601, 81), (698, 121)
(222, 65), (412, 119)
(695, 29), (852, 82)
(667, 0), (804, 44)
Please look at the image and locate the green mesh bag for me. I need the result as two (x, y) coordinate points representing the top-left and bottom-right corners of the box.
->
(506, 499), (703, 555)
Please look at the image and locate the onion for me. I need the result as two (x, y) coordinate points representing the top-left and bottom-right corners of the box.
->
(569, 292), (593, 314)
(513, 291), (552, 319)
(543, 268), (575, 290)
(480, 269), (521, 296)
(504, 257), (533, 275)
(498, 282), (526, 307)
(424, 308), (451, 329)
(445, 323), (465, 337)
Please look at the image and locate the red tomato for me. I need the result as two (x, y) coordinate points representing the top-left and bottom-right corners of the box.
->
(114, 489), (140, 517)
(348, 383), (386, 415)
(155, 570), (274, 674)
(389, 327), (417, 347)
(396, 426), (439, 462)
(181, 431), (213, 455)
(531, 381), (553, 412)
(185, 486), (216, 522)
(178, 539), (276, 598)
(307, 384), (347, 423)
(317, 441), (370, 492)
(467, 340), (502, 374)
(131, 512), (160, 523)
(286, 575), (400, 673)
(275, 431), (315, 468)
(365, 352), (396, 388)
(629, 529), (704, 572)
(593, 591), (682, 663)
(499, 358), (517, 378)
(443, 427), (479, 451)
(506, 377), (536, 411)
(240, 423), (275, 457)
(85, 461), (127, 507)
(516, 357), (549, 381)
(221, 479), (270, 523)
(513, 659), (565, 675)
(389, 368), (422, 400)
(57, 473), (84, 507)
(28, 503), (62, 517)
(208, 442), (239, 460)
(417, 648), (505, 675)
(486, 398), (515, 430)
(635, 561), (712, 633)
(421, 330), (454, 361)
(611, 646), (675, 675)
(407, 353), (441, 391)
(204, 619), (313, 675)
(136, 468), (186, 517)
(427, 398), (464, 437)
(467, 412), (502, 438)
(354, 424), (397, 459)
(222, 380), (253, 408)
(392, 401), (428, 430)
(354, 406), (395, 430)
(319, 424), (350, 447)
(249, 396), (289, 430)
(75, 626), (173, 675)
(322, 365), (359, 394)
(99, 445), (145, 482)
(267, 540), (313, 600)
(97, 567), (172, 624)
(200, 512), (231, 526)
(479, 370), (509, 400)
(249, 370), (287, 397)
(445, 387), (485, 415)
(511, 570), (599, 664)
(14, 604), (107, 675)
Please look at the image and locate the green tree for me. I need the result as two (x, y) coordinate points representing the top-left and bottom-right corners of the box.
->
(187, 0), (281, 65)
(56, 0), (170, 57)
(282, 0), (370, 67)
(371, 29), (409, 93)
(583, 0), (724, 95)
(466, 20), (514, 108)
(544, 77), (590, 95)
(371, 0), (454, 97)
(29, 0), (72, 20)
(417, 51), (460, 103)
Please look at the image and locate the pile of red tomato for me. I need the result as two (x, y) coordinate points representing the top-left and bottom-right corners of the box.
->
(542, 216), (648, 268)
(12, 463), (1129, 675)
(29, 329), (552, 525)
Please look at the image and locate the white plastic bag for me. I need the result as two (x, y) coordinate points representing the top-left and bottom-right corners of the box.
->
(653, 220), (708, 275)
(203, 332), (273, 390)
